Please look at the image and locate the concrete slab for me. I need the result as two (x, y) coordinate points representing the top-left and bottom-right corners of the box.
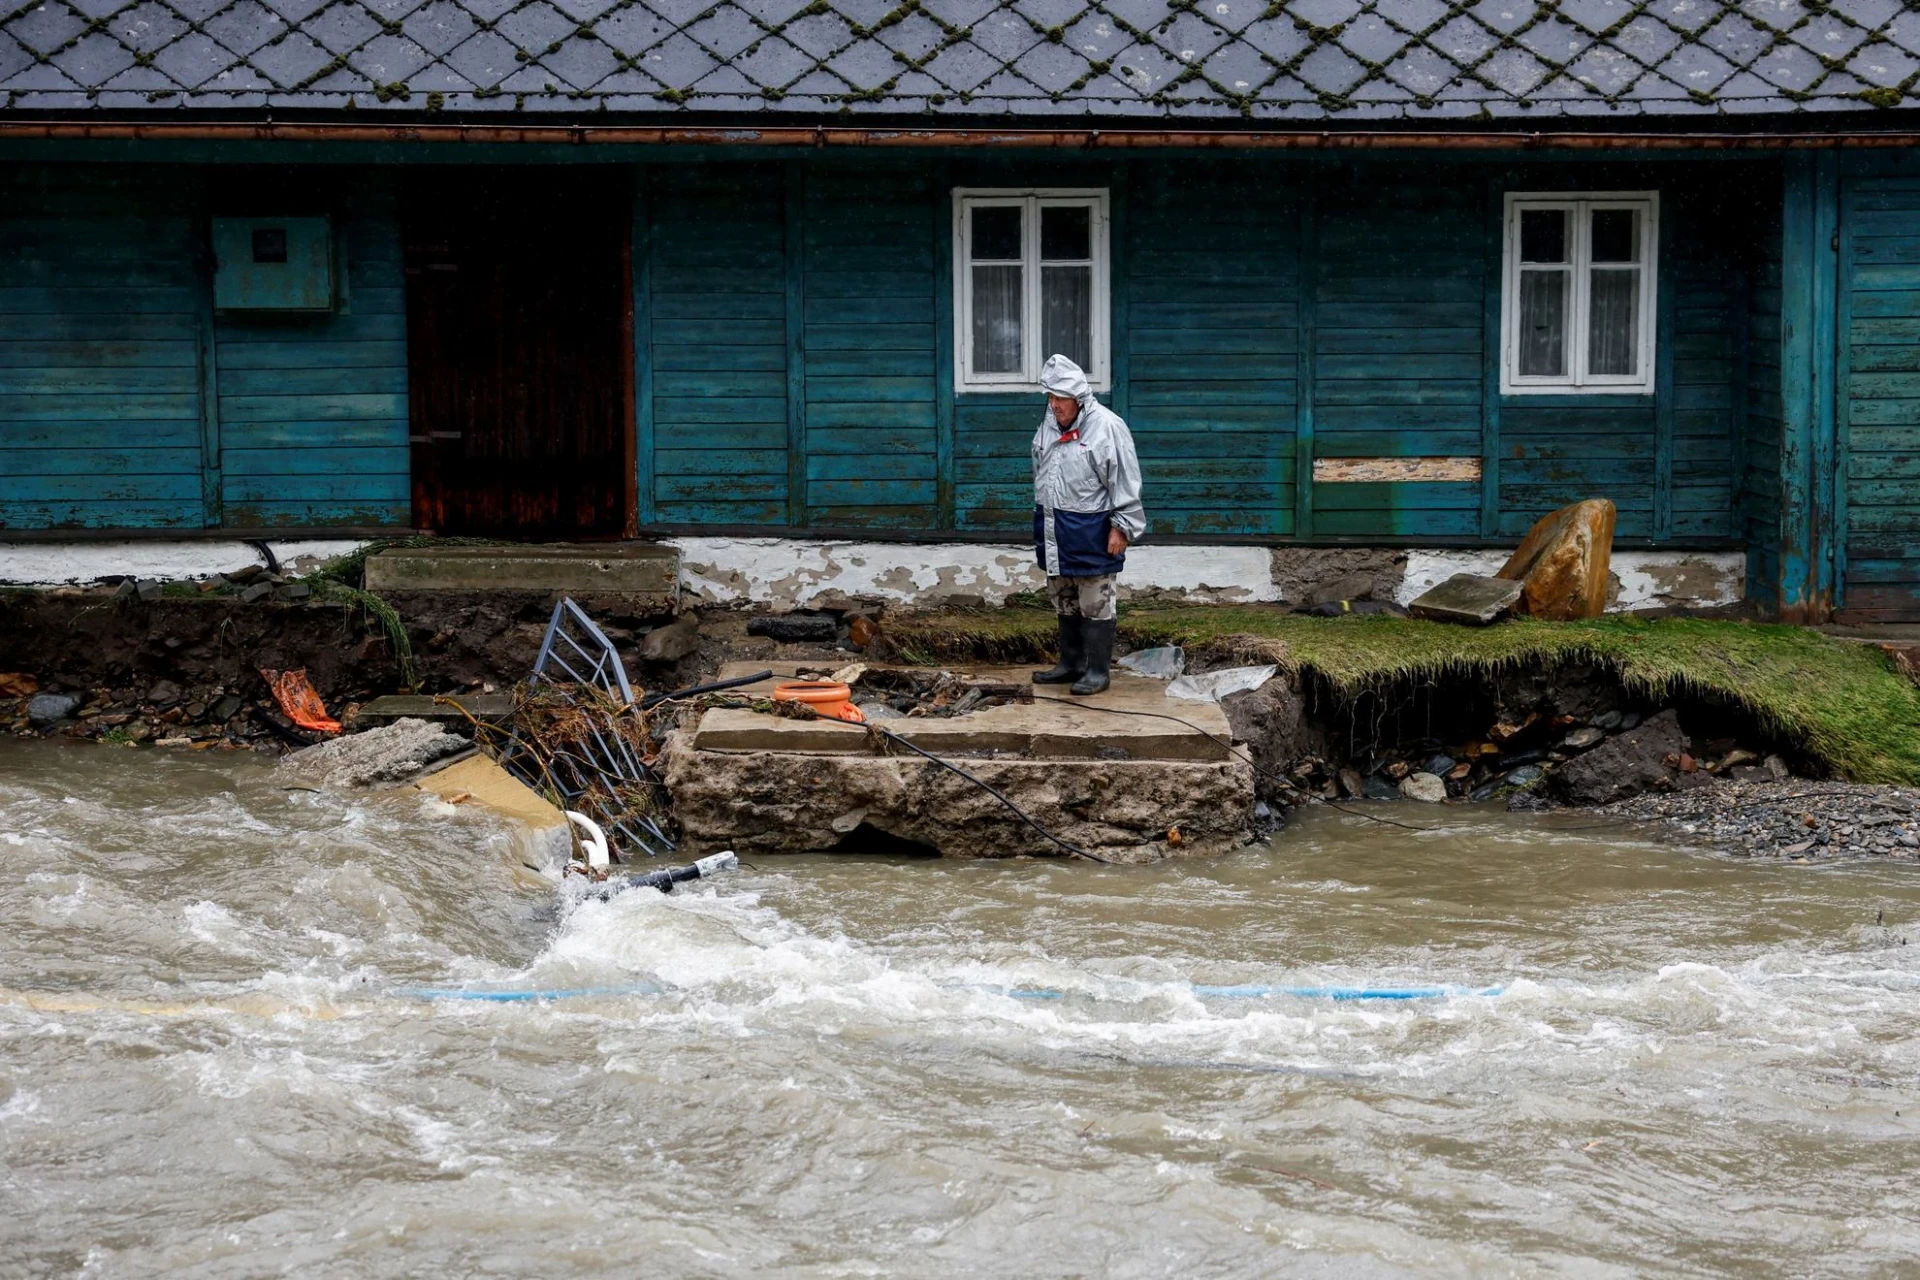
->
(688, 662), (1235, 762)
(354, 693), (514, 728)
(411, 753), (572, 872)
(364, 544), (677, 607)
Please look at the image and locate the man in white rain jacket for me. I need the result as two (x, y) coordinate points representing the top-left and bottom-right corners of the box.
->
(1030, 353), (1146, 696)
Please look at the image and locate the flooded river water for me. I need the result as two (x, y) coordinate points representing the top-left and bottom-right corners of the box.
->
(4, 741), (1919, 1277)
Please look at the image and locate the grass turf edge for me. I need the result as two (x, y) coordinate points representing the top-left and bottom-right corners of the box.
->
(881, 606), (1920, 787)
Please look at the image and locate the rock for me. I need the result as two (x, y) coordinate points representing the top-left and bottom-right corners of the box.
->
(1497, 499), (1617, 621)
(226, 564), (267, 585)
(1337, 767), (1364, 798)
(1764, 754), (1791, 780)
(1619, 711), (1641, 731)
(146, 680), (182, 708)
(748, 613), (838, 644)
(1425, 753), (1455, 776)
(1549, 709), (1686, 806)
(1593, 710), (1623, 730)
(1407, 574), (1523, 625)
(639, 614), (702, 662)
(27, 692), (80, 725)
(847, 614), (879, 649)
(1561, 726), (1605, 750)
(1400, 772), (1446, 803)
(210, 693), (244, 723)
(1505, 764), (1545, 787)
(280, 717), (467, 789)
(1306, 574), (1375, 607)
(1709, 748), (1757, 774)
(0, 673), (38, 697)
(240, 582), (274, 604)
(1362, 776), (1401, 801)
(1730, 766), (1772, 784)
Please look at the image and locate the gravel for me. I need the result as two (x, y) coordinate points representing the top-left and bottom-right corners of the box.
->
(1602, 780), (1920, 861)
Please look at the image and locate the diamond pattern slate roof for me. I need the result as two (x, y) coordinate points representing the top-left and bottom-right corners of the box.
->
(4, 0), (1919, 120)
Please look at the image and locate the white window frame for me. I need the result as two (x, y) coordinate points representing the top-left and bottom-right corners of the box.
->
(953, 188), (1111, 394)
(1501, 191), (1659, 396)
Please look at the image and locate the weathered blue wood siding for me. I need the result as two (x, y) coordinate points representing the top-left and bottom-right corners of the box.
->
(0, 167), (207, 529)
(0, 163), (409, 531)
(1838, 165), (1920, 621)
(0, 152), (1813, 572)
(646, 165), (790, 528)
(215, 194), (409, 527)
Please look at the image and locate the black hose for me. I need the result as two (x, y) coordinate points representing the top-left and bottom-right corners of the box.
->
(640, 669), (775, 710)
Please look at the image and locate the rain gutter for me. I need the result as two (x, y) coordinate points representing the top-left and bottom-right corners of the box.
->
(3, 121), (1920, 149)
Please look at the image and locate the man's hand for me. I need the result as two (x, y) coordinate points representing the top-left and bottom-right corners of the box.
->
(1107, 527), (1130, 556)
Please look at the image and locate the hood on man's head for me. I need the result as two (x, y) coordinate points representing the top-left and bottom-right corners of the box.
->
(1040, 354), (1091, 402)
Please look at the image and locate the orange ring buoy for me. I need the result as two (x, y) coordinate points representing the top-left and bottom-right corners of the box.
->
(771, 680), (866, 723)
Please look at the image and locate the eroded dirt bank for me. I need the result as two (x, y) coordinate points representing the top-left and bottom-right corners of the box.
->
(2, 588), (1914, 860)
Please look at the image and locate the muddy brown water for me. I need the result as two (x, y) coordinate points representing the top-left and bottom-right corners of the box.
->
(4, 742), (1919, 1277)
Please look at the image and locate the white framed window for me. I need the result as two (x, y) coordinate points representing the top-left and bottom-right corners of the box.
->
(1501, 192), (1659, 395)
(953, 188), (1110, 393)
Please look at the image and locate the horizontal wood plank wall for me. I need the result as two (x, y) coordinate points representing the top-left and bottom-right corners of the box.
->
(215, 188), (409, 527)
(0, 166), (206, 529)
(1129, 165), (1298, 536)
(647, 163), (789, 526)
(1745, 195), (1786, 611)
(1838, 168), (1920, 620)
(804, 162), (939, 529)
(1315, 170), (1479, 538)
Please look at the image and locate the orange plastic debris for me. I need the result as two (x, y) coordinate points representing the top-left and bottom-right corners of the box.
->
(260, 667), (342, 735)
(771, 680), (865, 724)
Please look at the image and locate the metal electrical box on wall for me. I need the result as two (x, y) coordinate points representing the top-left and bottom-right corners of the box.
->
(211, 216), (333, 311)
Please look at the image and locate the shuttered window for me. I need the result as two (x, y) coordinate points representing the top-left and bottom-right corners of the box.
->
(1501, 193), (1658, 395)
(953, 189), (1110, 392)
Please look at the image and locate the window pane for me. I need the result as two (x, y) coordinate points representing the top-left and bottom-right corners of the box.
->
(1591, 208), (1638, 264)
(1520, 208), (1567, 264)
(971, 263), (1023, 374)
(1518, 269), (1568, 377)
(1588, 267), (1639, 376)
(1041, 264), (1092, 373)
(1040, 205), (1090, 261)
(971, 205), (1021, 261)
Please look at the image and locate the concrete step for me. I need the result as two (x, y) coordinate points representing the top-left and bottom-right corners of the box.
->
(362, 544), (677, 608)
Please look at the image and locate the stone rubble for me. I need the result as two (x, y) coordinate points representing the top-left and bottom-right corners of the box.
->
(1603, 781), (1920, 861)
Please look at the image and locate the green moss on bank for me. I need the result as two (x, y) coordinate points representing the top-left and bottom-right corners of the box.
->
(884, 605), (1920, 786)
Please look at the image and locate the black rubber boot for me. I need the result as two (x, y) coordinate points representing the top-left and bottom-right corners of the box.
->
(1032, 615), (1086, 684)
(1071, 619), (1115, 696)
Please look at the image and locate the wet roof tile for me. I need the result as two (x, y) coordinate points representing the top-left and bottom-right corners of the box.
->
(2, 0), (1914, 123)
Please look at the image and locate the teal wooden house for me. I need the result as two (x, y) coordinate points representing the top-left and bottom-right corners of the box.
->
(2, 0), (1919, 620)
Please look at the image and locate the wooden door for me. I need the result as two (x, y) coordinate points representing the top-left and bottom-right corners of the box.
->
(404, 169), (634, 538)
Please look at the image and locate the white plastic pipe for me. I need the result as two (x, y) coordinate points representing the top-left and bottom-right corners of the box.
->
(563, 811), (610, 870)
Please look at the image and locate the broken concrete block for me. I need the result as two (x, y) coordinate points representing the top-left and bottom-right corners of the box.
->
(412, 753), (571, 873)
(639, 614), (701, 662)
(276, 582), (311, 601)
(280, 717), (467, 789)
(1498, 499), (1617, 621)
(1407, 574), (1522, 625)
(135, 579), (162, 603)
(241, 581), (274, 603)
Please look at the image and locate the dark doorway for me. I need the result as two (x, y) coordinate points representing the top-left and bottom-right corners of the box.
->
(404, 169), (634, 538)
